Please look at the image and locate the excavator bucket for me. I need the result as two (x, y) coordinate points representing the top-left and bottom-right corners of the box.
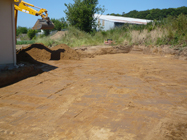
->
(32, 19), (54, 30)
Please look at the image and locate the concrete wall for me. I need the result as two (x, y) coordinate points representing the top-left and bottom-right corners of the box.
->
(0, 0), (16, 69)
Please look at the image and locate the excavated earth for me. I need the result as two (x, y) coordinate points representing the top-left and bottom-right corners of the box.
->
(0, 44), (81, 88)
(0, 44), (187, 140)
(16, 43), (81, 63)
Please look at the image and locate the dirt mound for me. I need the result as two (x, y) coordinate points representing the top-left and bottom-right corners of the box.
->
(17, 43), (80, 63)
(51, 44), (81, 60)
(50, 31), (68, 40)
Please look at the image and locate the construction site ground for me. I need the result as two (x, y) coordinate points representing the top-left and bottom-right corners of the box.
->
(0, 45), (187, 140)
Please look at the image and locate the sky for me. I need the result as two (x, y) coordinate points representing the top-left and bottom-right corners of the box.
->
(17, 0), (187, 28)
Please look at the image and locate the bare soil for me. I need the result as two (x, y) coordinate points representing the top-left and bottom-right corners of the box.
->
(16, 44), (30, 50)
(0, 45), (187, 140)
(132, 45), (187, 60)
(50, 31), (68, 40)
(17, 43), (80, 63)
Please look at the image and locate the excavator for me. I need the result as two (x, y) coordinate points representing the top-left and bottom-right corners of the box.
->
(14, 0), (54, 30)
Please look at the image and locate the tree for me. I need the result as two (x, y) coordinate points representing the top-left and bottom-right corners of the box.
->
(51, 18), (68, 31)
(60, 17), (68, 29)
(118, 6), (187, 20)
(27, 29), (36, 40)
(124, 10), (138, 18)
(16, 26), (28, 36)
(44, 30), (50, 36)
(146, 14), (152, 20)
(51, 19), (62, 31)
(64, 0), (105, 33)
(137, 10), (150, 19)
(110, 13), (116, 16)
(115, 13), (121, 16)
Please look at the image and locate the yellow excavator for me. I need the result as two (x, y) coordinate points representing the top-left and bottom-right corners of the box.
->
(14, 0), (54, 30)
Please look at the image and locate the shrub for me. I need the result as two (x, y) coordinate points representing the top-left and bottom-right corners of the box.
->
(16, 26), (28, 36)
(27, 29), (36, 40)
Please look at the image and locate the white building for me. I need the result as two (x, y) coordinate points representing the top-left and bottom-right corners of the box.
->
(94, 14), (153, 31)
(0, 0), (20, 70)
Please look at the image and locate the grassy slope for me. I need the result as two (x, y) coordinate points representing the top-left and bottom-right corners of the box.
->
(35, 14), (187, 48)
(16, 40), (35, 45)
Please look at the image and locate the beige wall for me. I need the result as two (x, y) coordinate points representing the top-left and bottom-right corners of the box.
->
(0, 0), (16, 69)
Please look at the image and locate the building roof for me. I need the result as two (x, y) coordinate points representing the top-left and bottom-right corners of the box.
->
(94, 14), (153, 25)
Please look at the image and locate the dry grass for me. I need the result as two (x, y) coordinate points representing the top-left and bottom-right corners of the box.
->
(130, 28), (168, 45)
(149, 28), (167, 43)
(130, 30), (148, 45)
(35, 15), (187, 48)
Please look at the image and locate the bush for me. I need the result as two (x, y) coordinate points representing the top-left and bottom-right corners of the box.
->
(16, 26), (28, 36)
(44, 30), (50, 36)
(27, 29), (36, 40)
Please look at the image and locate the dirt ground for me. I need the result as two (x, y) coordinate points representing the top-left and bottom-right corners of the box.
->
(16, 44), (80, 63)
(0, 47), (187, 139)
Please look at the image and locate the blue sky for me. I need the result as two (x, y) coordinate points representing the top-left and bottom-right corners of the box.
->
(17, 0), (187, 28)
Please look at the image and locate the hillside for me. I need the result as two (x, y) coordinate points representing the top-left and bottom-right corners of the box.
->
(109, 6), (187, 20)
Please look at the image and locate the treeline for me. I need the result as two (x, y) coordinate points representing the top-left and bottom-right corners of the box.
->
(108, 6), (187, 20)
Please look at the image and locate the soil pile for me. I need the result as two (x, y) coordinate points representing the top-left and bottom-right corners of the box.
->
(50, 31), (68, 40)
(17, 43), (80, 63)
(51, 44), (80, 60)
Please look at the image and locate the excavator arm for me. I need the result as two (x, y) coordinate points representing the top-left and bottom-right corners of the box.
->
(14, 0), (54, 30)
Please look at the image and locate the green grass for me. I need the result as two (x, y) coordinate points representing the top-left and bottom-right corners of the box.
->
(16, 40), (35, 45)
(35, 14), (187, 48)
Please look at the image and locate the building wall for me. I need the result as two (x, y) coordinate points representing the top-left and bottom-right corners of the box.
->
(95, 14), (153, 31)
(0, 0), (16, 69)
(114, 22), (125, 28)
(96, 19), (115, 31)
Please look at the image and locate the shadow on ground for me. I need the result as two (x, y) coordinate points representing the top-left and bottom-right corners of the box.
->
(0, 50), (58, 88)
(16, 44), (66, 62)
(0, 43), (82, 88)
